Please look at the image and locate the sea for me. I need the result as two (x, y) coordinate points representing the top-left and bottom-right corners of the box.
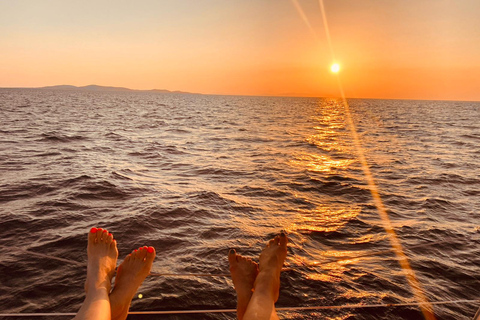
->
(0, 88), (479, 320)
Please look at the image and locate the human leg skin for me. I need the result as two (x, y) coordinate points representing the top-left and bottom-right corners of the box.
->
(243, 233), (288, 320)
(74, 227), (118, 320)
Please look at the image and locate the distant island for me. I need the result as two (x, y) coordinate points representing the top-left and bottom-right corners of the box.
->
(20, 85), (199, 95)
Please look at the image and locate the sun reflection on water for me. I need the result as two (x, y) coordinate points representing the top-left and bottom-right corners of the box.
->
(281, 98), (389, 312)
(289, 206), (360, 234)
(290, 153), (354, 173)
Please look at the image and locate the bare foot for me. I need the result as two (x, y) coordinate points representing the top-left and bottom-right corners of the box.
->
(241, 233), (288, 320)
(74, 227), (118, 320)
(85, 227), (118, 293)
(109, 246), (156, 320)
(228, 249), (259, 320)
(256, 232), (288, 302)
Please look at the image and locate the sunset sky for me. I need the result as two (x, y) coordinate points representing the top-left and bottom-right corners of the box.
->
(1, 0), (479, 101)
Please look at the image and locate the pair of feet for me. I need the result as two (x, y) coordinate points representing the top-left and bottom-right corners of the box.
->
(81, 227), (155, 320)
(229, 233), (288, 320)
(81, 228), (286, 320)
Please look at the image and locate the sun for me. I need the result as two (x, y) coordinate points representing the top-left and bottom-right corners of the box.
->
(330, 63), (340, 73)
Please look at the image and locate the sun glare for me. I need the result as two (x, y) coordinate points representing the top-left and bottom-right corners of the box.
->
(330, 63), (340, 73)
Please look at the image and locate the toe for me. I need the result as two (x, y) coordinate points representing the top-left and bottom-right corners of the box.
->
(146, 246), (156, 262)
(88, 227), (98, 245)
(268, 238), (276, 247)
(228, 249), (237, 266)
(274, 235), (280, 245)
(136, 247), (148, 261)
(110, 238), (117, 249)
(101, 229), (109, 242)
(279, 232), (288, 247)
(106, 232), (114, 244)
(113, 241), (119, 258)
(95, 228), (104, 242)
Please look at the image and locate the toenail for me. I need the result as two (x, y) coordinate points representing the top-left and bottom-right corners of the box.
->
(143, 246), (148, 250)
(134, 249), (137, 252)
(90, 227), (98, 233)
(147, 247), (154, 253)
(229, 249), (235, 255)
(108, 233), (112, 236)
(103, 230), (108, 233)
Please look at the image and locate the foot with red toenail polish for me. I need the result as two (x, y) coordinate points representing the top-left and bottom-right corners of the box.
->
(83, 228), (118, 294)
(75, 227), (118, 319)
(109, 246), (156, 320)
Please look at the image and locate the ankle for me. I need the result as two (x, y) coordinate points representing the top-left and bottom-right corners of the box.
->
(87, 279), (111, 292)
(253, 272), (278, 297)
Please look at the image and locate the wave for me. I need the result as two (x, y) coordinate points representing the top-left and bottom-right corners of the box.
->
(193, 167), (249, 177)
(37, 132), (88, 143)
(1, 92), (479, 319)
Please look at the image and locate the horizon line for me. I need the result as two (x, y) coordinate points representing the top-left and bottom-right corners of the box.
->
(0, 84), (478, 103)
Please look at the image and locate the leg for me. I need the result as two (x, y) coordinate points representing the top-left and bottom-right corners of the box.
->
(243, 233), (288, 320)
(109, 246), (156, 320)
(228, 249), (259, 320)
(74, 227), (118, 320)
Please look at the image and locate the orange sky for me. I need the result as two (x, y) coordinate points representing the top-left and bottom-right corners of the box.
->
(1, 0), (479, 101)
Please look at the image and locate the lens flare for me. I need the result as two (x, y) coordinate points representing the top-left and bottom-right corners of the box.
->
(331, 63), (340, 73)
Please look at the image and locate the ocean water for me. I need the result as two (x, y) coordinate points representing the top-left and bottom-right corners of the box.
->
(0, 89), (479, 320)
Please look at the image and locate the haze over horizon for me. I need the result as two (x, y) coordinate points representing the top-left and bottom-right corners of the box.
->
(2, 0), (480, 101)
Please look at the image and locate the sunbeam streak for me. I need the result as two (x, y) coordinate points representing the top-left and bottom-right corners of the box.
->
(288, 0), (437, 318)
(318, 0), (436, 317)
(290, 0), (319, 40)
